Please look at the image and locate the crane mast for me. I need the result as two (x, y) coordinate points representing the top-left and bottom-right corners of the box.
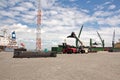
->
(112, 30), (115, 48)
(36, 0), (41, 51)
(76, 25), (83, 48)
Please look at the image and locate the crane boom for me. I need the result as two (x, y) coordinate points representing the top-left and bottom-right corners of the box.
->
(112, 30), (115, 42)
(112, 30), (115, 48)
(97, 31), (102, 43)
(67, 32), (83, 46)
(76, 25), (83, 47)
(97, 31), (104, 48)
(75, 36), (83, 46)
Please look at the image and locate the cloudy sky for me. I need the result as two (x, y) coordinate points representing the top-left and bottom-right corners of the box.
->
(0, 0), (120, 50)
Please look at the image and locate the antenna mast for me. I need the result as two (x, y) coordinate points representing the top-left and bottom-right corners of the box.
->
(36, 0), (41, 51)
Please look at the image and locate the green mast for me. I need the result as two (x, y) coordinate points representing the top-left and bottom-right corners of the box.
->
(76, 25), (83, 48)
(97, 31), (105, 48)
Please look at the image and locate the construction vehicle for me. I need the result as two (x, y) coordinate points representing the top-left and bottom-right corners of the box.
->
(62, 43), (78, 53)
(62, 25), (88, 54)
(67, 32), (88, 53)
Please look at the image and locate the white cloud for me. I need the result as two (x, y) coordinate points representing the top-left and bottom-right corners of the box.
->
(10, 6), (28, 11)
(40, 0), (57, 9)
(80, 8), (89, 13)
(70, 0), (76, 2)
(0, 10), (20, 18)
(8, 0), (22, 5)
(108, 4), (116, 10)
(92, 9), (120, 26)
(94, 11), (113, 17)
(0, 16), (17, 25)
(94, 5), (104, 11)
(104, 1), (111, 5)
(19, 2), (35, 9)
(94, 14), (120, 26)
(87, 1), (90, 4)
(22, 14), (35, 19)
(0, 0), (7, 8)
(94, 1), (115, 11)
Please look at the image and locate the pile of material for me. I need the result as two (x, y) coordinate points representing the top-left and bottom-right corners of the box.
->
(13, 48), (57, 58)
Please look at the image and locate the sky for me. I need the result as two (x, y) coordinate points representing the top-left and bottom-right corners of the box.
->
(0, 0), (120, 50)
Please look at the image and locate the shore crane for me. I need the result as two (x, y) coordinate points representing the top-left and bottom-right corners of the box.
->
(97, 31), (105, 49)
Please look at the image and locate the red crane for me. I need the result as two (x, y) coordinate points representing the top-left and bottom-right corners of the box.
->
(36, 0), (42, 51)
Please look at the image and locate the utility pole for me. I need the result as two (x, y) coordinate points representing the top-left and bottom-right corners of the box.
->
(36, 0), (41, 51)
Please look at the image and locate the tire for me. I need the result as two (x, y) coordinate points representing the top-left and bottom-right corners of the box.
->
(81, 50), (85, 53)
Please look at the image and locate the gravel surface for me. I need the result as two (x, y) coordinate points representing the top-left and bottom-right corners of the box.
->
(0, 51), (120, 80)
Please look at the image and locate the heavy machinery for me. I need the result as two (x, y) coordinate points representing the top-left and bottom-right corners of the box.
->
(62, 43), (78, 53)
(62, 25), (88, 54)
(97, 31), (105, 49)
(89, 32), (105, 52)
(89, 38), (104, 52)
(109, 30), (120, 52)
(76, 25), (83, 48)
(112, 30), (115, 49)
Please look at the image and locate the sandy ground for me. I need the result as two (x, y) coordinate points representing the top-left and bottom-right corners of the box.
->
(0, 51), (120, 80)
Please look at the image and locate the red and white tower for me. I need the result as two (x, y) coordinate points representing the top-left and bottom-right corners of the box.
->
(36, 0), (41, 51)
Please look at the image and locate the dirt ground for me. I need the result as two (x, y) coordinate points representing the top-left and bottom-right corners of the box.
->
(0, 51), (120, 80)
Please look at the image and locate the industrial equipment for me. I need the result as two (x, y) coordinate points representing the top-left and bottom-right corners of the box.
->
(62, 43), (78, 53)
(68, 32), (88, 53)
(97, 31), (105, 49)
(109, 30), (120, 52)
(76, 25), (83, 48)
(112, 30), (115, 49)
(62, 30), (88, 54)
(89, 32), (105, 52)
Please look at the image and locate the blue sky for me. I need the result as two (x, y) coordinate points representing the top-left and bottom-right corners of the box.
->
(0, 0), (120, 50)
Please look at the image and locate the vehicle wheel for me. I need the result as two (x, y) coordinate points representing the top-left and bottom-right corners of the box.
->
(81, 50), (85, 53)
